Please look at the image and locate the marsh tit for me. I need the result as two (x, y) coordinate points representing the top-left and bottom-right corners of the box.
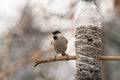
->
(51, 30), (68, 59)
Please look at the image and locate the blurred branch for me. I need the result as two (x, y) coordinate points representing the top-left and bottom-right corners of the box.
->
(114, 0), (120, 15)
(0, 47), (52, 80)
(2, 39), (11, 70)
(0, 50), (42, 80)
(34, 55), (120, 67)
(13, 0), (32, 36)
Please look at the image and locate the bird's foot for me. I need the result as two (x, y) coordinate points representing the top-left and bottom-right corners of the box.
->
(65, 54), (69, 61)
(62, 53), (69, 60)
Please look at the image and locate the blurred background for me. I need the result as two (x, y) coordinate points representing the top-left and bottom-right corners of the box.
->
(0, 0), (119, 80)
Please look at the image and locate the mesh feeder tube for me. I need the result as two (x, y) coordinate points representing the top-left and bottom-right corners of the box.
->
(74, 0), (102, 80)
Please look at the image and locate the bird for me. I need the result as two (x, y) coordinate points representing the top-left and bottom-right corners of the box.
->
(51, 30), (68, 59)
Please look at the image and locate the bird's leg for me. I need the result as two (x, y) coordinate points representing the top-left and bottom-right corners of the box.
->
(54, 53), (58, 60)
(62, 53), (69, 60)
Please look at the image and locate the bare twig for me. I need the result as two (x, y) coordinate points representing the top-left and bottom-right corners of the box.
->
(34, 55), (120, 67)
(34, 55), (76, 67)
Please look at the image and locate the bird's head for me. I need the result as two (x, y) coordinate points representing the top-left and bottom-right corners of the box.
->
(52, 30), (62, 40)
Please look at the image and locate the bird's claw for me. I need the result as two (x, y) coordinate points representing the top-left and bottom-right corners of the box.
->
(54, 53), (69, 60)
(65, 54), (69, 61)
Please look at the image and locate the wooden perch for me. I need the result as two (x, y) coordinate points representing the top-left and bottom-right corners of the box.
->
(100, 56), (120, 61)
(34, 55), (120, 67)
(34, 55), (76, 67)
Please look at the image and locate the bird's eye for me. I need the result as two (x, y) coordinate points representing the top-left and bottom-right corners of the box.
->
(53, 36), (57, 40)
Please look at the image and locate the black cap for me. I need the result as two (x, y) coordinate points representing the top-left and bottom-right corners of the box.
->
(82, 0), (94, 1)
(52, 30), (61, 35)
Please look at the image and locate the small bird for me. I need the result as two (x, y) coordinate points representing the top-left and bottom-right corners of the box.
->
(51, 30), (68, 59)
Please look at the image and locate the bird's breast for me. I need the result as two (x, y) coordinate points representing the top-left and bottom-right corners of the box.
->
(52, 39), (67, 53)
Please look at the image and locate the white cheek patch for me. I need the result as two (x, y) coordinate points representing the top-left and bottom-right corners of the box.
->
(56, 33), (63, 39)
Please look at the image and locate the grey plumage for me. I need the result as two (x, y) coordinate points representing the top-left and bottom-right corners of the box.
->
(51, 30), (68, 58)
